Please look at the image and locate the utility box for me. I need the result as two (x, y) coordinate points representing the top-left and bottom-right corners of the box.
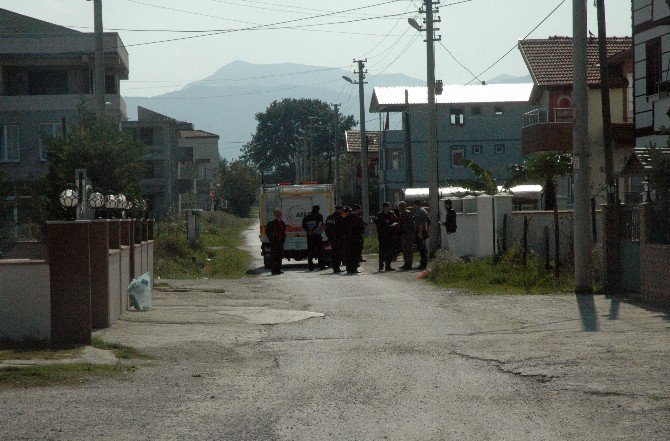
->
(187, 209), (203, 244)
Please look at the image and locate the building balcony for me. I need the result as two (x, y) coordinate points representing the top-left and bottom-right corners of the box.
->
(0, 93), (127, 119)
(521, 122), (573, 155)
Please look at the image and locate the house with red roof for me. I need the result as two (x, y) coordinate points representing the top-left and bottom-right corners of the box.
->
(518, 36), (634, 205)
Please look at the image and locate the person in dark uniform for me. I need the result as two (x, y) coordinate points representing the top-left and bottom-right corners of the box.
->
(373, 202), (399, 271)
(266, 208), (286, 275)
(344, 205), (366, 274)
(302, 205), (325, 271)
(397, 201), (415, 270)
(325, 205), (344, 273)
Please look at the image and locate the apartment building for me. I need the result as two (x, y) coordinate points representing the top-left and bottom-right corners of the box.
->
(0, 8), (128, 225)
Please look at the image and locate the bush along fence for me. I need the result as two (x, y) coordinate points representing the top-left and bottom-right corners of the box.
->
(0, 219), (154, 346)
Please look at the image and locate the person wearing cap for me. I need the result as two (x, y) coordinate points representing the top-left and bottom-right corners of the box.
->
(343, 204), (366, 274)
(266, 208), (286, 275)
(397, 201), (415, 270)
(302, 205), (325, 271)
(325, 205), (344, 273)
(373, 201), (398, 271)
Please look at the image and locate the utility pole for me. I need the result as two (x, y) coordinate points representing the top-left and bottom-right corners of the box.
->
(403, 89), (414, 187)
(573, 0), (593, 292)
(415, 0), (441, 254)
(92, 0), (105, 117)
(355, 59), (370, 224)
(596, 0), (615, 204)
(332, 103), (341, 202)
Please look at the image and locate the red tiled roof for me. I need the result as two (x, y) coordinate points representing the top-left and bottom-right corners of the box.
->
(345, 131), (380, 153)
(179, 130), (219, 139)
(518, 36), (632, 87)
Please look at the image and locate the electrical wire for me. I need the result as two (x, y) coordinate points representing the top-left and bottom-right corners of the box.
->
(464, 0), (566, 85)
(437, 41), (482, 83)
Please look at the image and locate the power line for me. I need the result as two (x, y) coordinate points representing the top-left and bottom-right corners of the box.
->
(437, 40), (482, 83)
(465, 0), (566, 85)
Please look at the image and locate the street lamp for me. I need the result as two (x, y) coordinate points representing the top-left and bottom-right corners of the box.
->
(86, 188), (105, 218)
(408, 18), (422, 31)
(59, 184), (80, 220)
(342, 76), (354, 84)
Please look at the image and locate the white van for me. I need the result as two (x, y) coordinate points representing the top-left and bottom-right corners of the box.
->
(259, 183), (334, 268)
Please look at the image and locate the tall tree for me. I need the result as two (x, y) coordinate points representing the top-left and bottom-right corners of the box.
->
(242, 98), (356, 182)
(43, 112), (145, 221)
(508, 152), (572, 277)
(218, 159), (260, 218)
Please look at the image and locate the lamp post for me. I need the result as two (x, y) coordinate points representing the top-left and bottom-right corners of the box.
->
(86, 188), (105, 219)
(59, 185), (80, 220)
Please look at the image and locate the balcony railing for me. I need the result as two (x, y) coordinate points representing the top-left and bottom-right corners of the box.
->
(523, 108), (573, 127)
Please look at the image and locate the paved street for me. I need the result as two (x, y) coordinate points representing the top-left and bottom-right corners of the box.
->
(1, 224), (669, 440)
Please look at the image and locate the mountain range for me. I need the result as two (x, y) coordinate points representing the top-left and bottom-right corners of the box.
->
(123, 61), (531, 159)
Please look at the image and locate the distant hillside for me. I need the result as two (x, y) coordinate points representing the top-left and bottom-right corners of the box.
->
(124, 61), (425, 159)
(487, 73), (533, 84)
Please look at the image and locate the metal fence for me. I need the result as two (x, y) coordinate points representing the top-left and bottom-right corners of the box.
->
(648, 204), (670, 244)
(619, 206), (640, 242)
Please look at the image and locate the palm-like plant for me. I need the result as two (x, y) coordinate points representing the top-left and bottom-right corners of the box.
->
(459, 158), (499, 195)
(507, 152), (572, 278)
(506, 152), (572, 210)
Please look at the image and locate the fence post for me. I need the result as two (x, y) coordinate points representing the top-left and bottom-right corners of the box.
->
(544, 225), (551, 273)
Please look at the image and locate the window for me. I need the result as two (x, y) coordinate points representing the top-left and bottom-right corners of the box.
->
(495, 144), (506, 154)
(39, 123), (62, 161)
(0, 125), (20, 162)
(646, 38), (662, 96)
(471, 107), (482, 116)
(386, 149), (402, 170)
(450, 108), (464, 126)
(494, 106), (504, 116)
(105, 75), (117, 94)
(471, 145), (482, 155)
(451, 146), (465, 167)
(139, 127), (155, 145)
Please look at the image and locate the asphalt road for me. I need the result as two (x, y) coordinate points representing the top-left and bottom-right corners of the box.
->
(1, 223), (669, 440)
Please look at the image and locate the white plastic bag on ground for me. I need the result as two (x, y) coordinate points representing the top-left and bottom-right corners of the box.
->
(128, 272), (152, 311)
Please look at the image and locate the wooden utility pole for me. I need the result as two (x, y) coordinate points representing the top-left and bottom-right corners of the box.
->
(596, 0), (615, 204)
(332, 103), (341, 202)
(573, 0), (593, 292)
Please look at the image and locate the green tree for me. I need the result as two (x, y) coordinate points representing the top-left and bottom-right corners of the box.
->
(219, 159), (260, 218)
(507, 152), (572, 277)
(43, 112), (145, 221)
(242, 98), (356, 182)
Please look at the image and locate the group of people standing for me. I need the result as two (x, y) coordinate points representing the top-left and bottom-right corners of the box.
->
(265, 200), (457, 276)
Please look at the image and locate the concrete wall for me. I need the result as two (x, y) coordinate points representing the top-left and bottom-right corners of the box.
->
(640, 243), (670, 307)
(108, 250), (121, 325)
(0, 260), (51, 342)
(442, 194), (604, 259)
(120, 246), (130, 312)
(133, 245), (142, 279)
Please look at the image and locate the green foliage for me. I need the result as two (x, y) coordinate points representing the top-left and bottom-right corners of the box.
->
(218, 159), (260, 218)
(154, 211), (254, 279)
(507, 152), (572, 210)
(0, 363), (136, 389)
(43, 112), (145, 221)
(459, 158), (499, 195)
(428, 246), (574, 294)
(242, 98), (356, 182)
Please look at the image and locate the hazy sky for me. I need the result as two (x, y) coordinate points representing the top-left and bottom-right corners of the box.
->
(1, 0), (633, 97)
